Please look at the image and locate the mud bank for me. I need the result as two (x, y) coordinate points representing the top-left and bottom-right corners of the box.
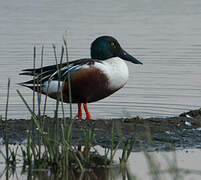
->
(0, 109), (201, 151)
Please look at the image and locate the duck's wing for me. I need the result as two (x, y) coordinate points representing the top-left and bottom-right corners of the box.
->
(19, 58), (101, 85)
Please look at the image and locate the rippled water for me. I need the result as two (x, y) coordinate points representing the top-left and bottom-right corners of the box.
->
(0, 0), (201, 119)
(0, 146), (201, 180)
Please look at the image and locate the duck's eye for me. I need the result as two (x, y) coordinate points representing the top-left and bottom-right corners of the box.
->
(110, 41), (115, 47)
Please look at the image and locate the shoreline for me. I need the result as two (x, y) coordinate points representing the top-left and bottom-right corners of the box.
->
(0, 108), (201, 151)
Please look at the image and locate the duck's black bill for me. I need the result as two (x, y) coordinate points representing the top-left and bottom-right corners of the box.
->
(119, 49), (143, 65)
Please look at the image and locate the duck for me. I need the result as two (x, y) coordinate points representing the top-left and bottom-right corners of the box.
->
(20, 36), (142, 120)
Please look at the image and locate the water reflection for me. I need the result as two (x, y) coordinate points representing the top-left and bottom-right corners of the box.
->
(2, 150), (201, 180)
(1, 163), (130, 180)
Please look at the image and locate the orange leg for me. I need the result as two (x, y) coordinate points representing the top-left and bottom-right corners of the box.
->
(77, 103), (82, 120)
(83, 103), (92, 120)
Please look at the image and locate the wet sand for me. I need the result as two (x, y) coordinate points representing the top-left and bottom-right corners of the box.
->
(0, 108), (201, 151)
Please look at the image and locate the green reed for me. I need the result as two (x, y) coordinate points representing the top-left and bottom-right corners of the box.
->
(5, 79), (10, 163)
(0, 78), (19, 168)
(15, 43), (94, 173)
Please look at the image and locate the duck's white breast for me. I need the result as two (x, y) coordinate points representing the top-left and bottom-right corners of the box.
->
(94, 57), (129, 90)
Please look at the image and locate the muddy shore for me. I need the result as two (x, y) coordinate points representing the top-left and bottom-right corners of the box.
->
(0, 108), (201, 152)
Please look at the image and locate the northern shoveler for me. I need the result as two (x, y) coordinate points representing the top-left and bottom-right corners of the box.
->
(20, 36), (142, 120)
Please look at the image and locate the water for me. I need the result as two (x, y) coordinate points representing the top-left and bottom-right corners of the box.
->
(0, 0), (201, 119)
(0, 146), (201, 179)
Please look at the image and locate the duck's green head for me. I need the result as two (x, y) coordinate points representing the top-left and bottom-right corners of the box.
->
(90, 36), (142, 64)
